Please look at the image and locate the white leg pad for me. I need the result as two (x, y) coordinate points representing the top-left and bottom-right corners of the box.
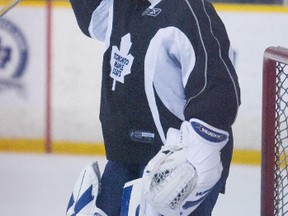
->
(66, 161), (107, 216)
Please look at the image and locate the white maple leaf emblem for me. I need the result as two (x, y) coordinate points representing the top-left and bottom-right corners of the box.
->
(110, 33), (134, 91)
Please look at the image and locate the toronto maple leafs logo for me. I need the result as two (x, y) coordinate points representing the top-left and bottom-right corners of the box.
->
(110, 33), (134, 91)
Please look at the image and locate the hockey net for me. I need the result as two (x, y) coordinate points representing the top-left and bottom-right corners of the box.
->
(262, 46), (288, 216)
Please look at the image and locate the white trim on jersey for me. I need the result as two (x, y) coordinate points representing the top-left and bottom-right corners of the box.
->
(144, 27), (196, 144)
(89, 0), (113, 50)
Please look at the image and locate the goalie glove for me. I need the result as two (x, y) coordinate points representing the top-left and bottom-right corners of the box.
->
(66, 161), (107, 216)
(141, 119), (229, 216)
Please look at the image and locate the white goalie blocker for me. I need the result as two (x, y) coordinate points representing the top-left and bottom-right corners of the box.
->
(122, 119), (229, 216)
(66, 119), (228, 216)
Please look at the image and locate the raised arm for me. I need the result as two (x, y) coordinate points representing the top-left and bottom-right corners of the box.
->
(69, 0), (102, 37)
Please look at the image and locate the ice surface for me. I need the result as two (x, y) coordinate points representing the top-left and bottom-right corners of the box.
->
(0, 153), (260, 216)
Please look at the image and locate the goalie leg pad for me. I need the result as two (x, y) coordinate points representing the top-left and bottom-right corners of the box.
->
(66, 161), (107, 216)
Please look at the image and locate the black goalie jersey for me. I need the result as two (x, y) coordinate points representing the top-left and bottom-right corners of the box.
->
(70, 0), (241, 174)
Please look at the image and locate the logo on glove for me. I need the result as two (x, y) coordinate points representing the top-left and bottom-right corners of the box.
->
(191, 121), (227, 143)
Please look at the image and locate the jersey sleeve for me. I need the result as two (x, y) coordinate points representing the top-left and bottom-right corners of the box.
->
(182, 1), (241, 130)
(69, 0), (103, 37)
(88, 0), (113, 41)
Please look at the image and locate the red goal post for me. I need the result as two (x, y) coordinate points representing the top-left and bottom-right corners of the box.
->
(262, 46), (288, 216)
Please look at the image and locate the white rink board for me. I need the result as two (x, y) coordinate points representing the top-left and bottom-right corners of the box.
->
(0, 4), (288, 150)
(0, 6), (46, 139)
